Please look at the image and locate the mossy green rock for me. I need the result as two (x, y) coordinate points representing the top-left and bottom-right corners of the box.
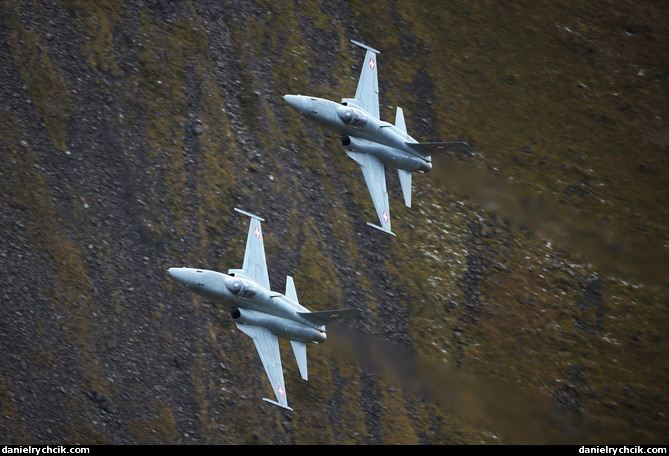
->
(0, 0), (667, 444)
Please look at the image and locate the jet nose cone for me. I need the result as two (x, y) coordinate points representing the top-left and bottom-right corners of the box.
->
(283, 94), (306, 113)
(168, 267), (191, 285)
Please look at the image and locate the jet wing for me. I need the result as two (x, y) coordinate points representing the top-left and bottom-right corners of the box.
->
(236, 323), (292, 411)
(346, 150), (395, 236)
(233, 208), (271, 290)
(351, 40), (380, 119)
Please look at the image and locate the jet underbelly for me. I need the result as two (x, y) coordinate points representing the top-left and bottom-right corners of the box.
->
(344, 136), (428, 172)
(229, 285), (311, 325)
(374, 147), (426, 171)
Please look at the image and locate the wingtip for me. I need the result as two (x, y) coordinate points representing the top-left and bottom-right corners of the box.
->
(263, 398), (293, 411)
(351, 39), (380, 54)
(367, 222), (396, 236)
(234, 207), (265, 222)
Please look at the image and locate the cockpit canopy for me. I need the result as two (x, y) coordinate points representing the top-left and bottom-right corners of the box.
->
(226, 277), (257, 299)
(337, 105), (368, 129)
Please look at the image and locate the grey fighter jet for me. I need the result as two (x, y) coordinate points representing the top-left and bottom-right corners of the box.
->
(284, 40), (469, 235)
(168, 208), (361, 411)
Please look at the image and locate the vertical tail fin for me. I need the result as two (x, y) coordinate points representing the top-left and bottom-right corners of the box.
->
(395, 106), (407, 134)
(285, 275), (299, 304)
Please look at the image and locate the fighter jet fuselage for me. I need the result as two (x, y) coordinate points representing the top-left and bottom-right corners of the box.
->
(168, 208), (361, 410)
(284, 40), (468, 235)
(284, 95), (432, 173)
(168, 267), (326, 343)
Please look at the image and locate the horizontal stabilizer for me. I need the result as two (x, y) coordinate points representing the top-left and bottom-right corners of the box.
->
(367, 222), (396, 236)
(398, 169), (412, 208)
(405, 141), (470, 156)
(298, 308), (363, 326)
(263, 398), (293, 411)
(290, 340), (308, 381)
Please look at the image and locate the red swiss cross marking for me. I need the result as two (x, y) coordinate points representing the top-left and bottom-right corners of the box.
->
(278, 384), (285, 397)
(435, 145), (448, 150)
(369, 57), (375, 70)
(382, 210), (389, 224)
(254, 226), (261, 239)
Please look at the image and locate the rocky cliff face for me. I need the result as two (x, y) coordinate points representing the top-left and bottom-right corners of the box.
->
(1, 0), (667, 444)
